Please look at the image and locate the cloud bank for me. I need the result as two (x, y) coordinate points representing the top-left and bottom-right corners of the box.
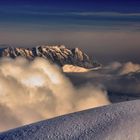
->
(67, 61), (140, 103)
(0, 57), (109, 132)
(119, 62), (140, 75)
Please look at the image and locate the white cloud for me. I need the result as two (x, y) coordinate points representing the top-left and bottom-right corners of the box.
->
(0, 58), (109, 132)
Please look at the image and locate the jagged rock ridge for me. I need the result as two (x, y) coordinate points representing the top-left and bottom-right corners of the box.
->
(0, 45), (100, 68)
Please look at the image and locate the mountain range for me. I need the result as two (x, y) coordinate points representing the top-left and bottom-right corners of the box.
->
(0, 45), (100, 69)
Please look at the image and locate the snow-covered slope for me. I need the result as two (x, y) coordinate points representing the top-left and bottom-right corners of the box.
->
(62, 64), (102, 73)
(0, 100), (140, 140)
(62, 64), (90, 73)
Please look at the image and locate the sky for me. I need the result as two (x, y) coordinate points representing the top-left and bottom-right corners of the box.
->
(0, 0), (140, 63)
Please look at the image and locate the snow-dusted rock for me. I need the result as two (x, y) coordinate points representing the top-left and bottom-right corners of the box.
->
(0, 100), (140, 140)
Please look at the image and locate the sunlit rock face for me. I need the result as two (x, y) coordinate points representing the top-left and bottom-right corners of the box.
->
(0, 45), (100, 68)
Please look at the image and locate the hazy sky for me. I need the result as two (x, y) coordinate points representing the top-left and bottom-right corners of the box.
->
(0, 0), (140, 63)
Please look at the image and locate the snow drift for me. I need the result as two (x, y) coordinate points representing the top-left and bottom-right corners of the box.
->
(0, 100), (140, 140)
(0, 57), (109, 131)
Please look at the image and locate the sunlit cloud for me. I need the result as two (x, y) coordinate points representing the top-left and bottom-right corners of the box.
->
(0, 58), (109, 131)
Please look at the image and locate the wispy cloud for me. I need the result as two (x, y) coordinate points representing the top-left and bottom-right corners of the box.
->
(0, 5), (140, 18)
(70, 12), (140, 17)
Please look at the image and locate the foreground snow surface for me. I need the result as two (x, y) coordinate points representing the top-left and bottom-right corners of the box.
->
(0, 100), (140, 140)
